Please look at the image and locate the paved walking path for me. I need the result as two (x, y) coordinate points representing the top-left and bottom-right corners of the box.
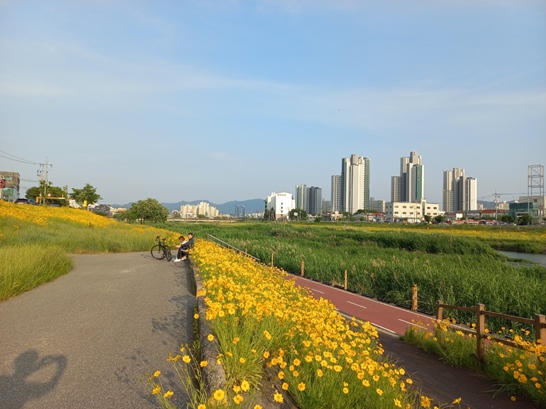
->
(0, 252), (194, 409)
(292, 275), (540, 409)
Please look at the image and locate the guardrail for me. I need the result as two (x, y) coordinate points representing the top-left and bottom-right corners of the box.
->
(436, 301), (546, 361)
(207, 234), (260, 262)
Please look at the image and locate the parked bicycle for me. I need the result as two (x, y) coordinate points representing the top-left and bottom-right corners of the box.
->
(150, 236), (172, 261)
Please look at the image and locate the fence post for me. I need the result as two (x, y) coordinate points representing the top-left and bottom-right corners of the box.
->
(476, 303), (486, 362)
(344, 269), (348, 290)
(301, 259), (305, 277)
(535, 314), (546, 345)
(271, 252), (274, 268)
(411, 284), (418, 311)
(436, 300), (444, 321)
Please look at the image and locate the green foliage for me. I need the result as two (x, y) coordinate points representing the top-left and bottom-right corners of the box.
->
(0, 245), (73, 301)
(289, 208), (307, 221)
(159, 222), (546, 327)
(124, 198), (169, 224)
(70, 183), (102, 207)
(26, 181), (68, 205)
(517, 214), (532, 226)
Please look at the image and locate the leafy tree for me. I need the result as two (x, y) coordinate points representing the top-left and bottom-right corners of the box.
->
(424, 215), (432, 223)
(129, 198), (169, 224)
(500, 214), (515, 224)
(70, 184), (102, 207)
(289, 208), (307, 221)
(263, 208), (270, 221)
(517, 214), (532, 226)
(26, 181), (68, 205)
(269, 208), (276, 221)
(434, 215), (446, 224)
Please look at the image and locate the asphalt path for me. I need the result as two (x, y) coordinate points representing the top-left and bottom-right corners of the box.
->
(0, 252), (194, 409)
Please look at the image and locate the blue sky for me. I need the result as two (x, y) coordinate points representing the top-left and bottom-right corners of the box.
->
(1, 0), (545, 206)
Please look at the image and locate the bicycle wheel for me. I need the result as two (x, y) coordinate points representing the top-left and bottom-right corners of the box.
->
(164, 246), (172, 261)
(151, 244), (165, 260)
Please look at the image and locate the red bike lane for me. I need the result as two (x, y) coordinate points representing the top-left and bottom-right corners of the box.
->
(291, 275), (437, 335)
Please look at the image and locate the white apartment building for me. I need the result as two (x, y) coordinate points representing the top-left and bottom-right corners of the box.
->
(266, 192), (295, 221)
(179, 202), (219, 218)
(391, 151), (424, 203)
(443, 168), (478, 212)
(341, 154), (370, 213)
(385, 200), (440, 223)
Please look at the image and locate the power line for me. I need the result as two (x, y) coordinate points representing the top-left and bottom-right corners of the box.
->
(0, 150), (39, 165)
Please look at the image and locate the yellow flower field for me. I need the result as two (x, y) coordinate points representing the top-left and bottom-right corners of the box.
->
(157, 240), (432, 408)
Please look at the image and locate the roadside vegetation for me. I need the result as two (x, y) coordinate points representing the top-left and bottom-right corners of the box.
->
(403, 318), (545, 407)
(152, 240), (438, 409)
(0, 201), (177, 301)
(162, 222), (546, 331)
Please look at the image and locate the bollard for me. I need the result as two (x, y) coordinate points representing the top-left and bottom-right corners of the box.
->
(411, 284), (418, 311)
(344, 269), (348, 290)
(301, 259), (305, 277)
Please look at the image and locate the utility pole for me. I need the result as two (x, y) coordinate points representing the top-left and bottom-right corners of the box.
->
(37, 159), (52, 205)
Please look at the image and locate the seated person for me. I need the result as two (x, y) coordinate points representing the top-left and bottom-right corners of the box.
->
(174, 233), (194, 262)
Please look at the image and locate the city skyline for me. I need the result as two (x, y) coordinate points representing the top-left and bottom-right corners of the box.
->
(1, 1), (545, 205)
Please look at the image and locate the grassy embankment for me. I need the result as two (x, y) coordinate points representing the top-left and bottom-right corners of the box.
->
(162, 222), (546, 330)
(0, 201), (177, 301)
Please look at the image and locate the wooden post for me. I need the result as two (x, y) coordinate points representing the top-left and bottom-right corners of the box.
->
(271, 252), (274, 268)
(436, 300), (444, 321)
(411, 284), (418, 311)
(344, 269), (348, 290)
(535, 314), (546, 345)
(476, 303), (486, 362)
(301, 259), (305, 277)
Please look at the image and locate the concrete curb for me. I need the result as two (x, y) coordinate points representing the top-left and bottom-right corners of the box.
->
(189, 258), (298, 409)
(189, 259), (227, 394)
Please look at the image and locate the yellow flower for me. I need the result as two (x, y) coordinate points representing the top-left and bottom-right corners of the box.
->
(233, 394), (244, 404)
(420, 395), (431, 408)
(298, 382), (306, 392)
(207, 334), (215, 341)
(241, 380), (250, 392)
(253, 406), (262, 409)
(200, 360), (208, 367)
(342, 387), (349, 394)
(233, 385), (241, 393)
(194, 313), (200, 319)
(273, 392), (284, 403)
(239, 357), (246, 364)
(153, 370), (161, 378)
(510, 396), (516, 401)
(452, 397), (461, 404)
(182, 355), (191, 363)
(263, 351), (270, 359)
(163, 391), (174, 398)
(317, 369), (323, 377)
(282, 382), (289, 390)
(213, 389), (225, 401)
(152, 386), (161, 395)
(394, 398), (402, 408)
(198, 404), (206, 409)
(376, 388), (383, 396)
(278, 371), (285, 380)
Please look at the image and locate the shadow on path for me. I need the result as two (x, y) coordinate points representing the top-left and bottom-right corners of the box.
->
(0, 350), (67, 409)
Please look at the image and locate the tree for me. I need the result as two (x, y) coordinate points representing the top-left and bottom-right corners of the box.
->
(289, 208), (307, 221)
(26, 181), (68, 205)
(434, 215), (446, 224)
(129, 198), (169, 224)
(424, 215), (432, 224)
(70, 184), (102, 207)
(517, 214), (532, 226)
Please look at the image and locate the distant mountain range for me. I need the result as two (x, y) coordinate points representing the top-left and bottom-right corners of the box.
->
(111, 199), (265, 215)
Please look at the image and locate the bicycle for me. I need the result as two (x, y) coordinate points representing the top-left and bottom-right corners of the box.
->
(150, 236), (172, 261)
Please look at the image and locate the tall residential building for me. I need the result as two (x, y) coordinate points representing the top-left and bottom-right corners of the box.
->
(391, 151), (424, 203)
(295, 184), (308, 211)
(331, 175), (342, 213)
(341, 154), (370, 213)
(308, 186), (322, 215)
(443, 168), (478, 212)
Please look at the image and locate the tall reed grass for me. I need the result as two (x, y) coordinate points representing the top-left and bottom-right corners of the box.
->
(163, 222), (546, 331)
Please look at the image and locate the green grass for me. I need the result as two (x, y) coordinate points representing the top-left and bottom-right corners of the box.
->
(161, 221), (546, 331)
(0, 244), (73, 301)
